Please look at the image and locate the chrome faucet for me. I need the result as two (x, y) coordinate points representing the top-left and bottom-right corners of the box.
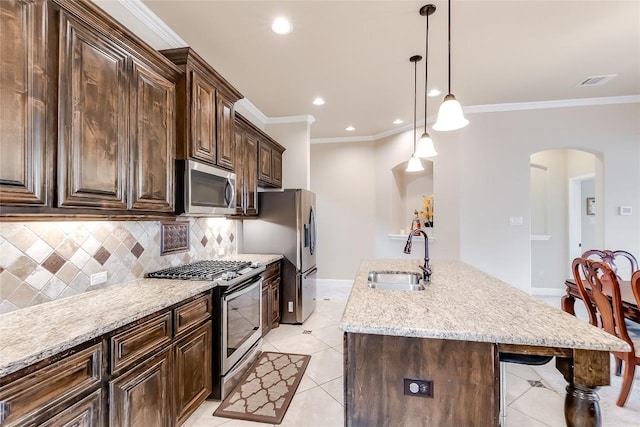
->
(403, 229), (432, 282)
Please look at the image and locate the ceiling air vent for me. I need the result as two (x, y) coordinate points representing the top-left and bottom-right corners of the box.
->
(577, 74), (617, 87)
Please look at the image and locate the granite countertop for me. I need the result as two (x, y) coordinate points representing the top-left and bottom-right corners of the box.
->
(340, 259), (630, 353)
(0, 253), (283, 377)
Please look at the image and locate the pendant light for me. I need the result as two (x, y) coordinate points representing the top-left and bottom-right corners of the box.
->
(433, 0), (468, 131)
(414, 4), (438, 158)
(406, 55), (424, 172)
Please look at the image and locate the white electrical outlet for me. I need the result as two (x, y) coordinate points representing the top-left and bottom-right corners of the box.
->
(90, 271), (108, 286)
(218, 247), (225, 256)
(508, 216), (523, 226)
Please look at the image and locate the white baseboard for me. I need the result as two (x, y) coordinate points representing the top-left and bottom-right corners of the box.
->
(531, 288), (566, 297)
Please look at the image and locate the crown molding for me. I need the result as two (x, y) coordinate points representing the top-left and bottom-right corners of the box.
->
(267, 115), (316, 125)
(118, 0), (187, 48)
(465, 95), (639, 114)
(311, 95), (639, 144)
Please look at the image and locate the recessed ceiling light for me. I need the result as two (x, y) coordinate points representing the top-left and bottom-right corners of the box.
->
(345, 126), (355, 132)
(428, 89), (441, 97)
(272, 17), (292, 35)
(312, 97), (325, 106)
(393, 119), (404, 125)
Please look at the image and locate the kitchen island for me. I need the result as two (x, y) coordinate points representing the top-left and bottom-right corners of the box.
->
(340, 260), (630, 427)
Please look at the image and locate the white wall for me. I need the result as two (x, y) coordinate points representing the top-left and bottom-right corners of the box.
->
(265, 119), (313, 190)
(310, 102), (639, 293)
(310, 141), (376, 279)
(459, 103), (639, 292)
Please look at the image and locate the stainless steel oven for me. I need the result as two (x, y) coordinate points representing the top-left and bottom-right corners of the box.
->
(222, 274), (262, 374)
(148, 260), (265, 400)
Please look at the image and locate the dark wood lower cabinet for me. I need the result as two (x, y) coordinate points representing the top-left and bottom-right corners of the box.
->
(261, 261), (281, 336)
(109, 346), (173, 427)
(344, 333), (499, 426)
(173, 322), (212, 426)
(38, 389), (103, 427)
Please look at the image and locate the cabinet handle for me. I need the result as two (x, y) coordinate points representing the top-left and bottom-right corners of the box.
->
(0, 401), (11, 423)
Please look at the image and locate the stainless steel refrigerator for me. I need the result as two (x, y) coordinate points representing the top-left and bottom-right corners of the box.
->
(243, 189), (317, 324)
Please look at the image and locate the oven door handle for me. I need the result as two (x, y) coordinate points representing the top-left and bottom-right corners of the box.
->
(223, 275), (263, 298)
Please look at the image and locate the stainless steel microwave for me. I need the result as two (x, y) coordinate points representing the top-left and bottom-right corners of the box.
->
(176, 160), (236, 216)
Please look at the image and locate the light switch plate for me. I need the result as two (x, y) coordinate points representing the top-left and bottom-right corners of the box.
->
(619, 206), (632, 215)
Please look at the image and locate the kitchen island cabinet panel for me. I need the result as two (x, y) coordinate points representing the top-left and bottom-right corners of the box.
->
(0, 0), (52, 206)
(345, 333), (498, 426)
(129, 60), (175, 212)
(57, 11), (129, 210)
(109, 346), (172, 427)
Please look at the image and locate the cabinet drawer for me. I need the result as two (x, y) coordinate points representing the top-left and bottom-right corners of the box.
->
(110, 312), (172, 374)
(0, 344), (102, 427)
(174, 294), (212, 338)
(264, 261), (280, 280)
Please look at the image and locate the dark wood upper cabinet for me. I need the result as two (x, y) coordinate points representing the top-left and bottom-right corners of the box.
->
(57, 11), (129, 209)
(0, 0), (53, 206)
(233, 114), (258, 217)
(258, 138), (285, 188)
(189, 72), (217, 164)
(161, 47), (242, 171)
(0, 0), (180, 218)
(129, 59), (175, 212)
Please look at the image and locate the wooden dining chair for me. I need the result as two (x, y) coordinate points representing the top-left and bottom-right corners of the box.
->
(582, 249), (638, 280)
(574, 257), (640, 407)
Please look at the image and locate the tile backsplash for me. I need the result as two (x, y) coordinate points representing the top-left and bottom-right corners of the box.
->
(0, 218), (238, 314)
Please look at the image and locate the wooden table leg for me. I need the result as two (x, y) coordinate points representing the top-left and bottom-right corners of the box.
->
(564, 384), (601, 427)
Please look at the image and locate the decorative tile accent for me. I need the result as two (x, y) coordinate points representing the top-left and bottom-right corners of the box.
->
(93, 247), (111, 266)
(0, 218), (238, 313)
(160, 221), (190, 255)
(42, 252), (66, 275)
(131, 243), (144, 259)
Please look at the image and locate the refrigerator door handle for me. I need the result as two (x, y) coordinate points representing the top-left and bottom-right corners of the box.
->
(303, 267), (318, 279)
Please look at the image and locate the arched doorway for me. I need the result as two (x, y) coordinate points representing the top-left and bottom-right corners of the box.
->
(529, 149), (602, 295)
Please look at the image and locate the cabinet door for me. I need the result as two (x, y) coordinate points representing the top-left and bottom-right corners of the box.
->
(271, 277), (281, 328)
(173, 323), (212, 426)
(216, 94), (235, 170)
(233, 126), (246, 215)
(244, 133), (258, 216)
(109, 347), (172, 427)
(261, 282), (270, 337)
(57, 12), (129, 209)
(257, 140), (272, 184)
(129, 60), (175, 212)
(0, 0), (50, 206)
(271, 149), (283, 188)
(38, 389), (103, 427)
(190, 72), (216, 165)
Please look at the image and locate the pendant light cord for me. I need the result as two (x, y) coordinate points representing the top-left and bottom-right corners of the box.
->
(414, 58), (418, 151)
(447, 0), (452, 94)
(424, 11), (429, 132)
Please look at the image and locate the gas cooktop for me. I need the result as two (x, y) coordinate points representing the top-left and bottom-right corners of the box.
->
(148, 260), (251, 281)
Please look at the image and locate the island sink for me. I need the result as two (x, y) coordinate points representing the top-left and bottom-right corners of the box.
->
(367, 272), (425, 291)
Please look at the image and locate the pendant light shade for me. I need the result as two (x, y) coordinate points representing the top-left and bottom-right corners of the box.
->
(415, 132), (438, 157)
(433, 94), (468, 131)
(433, 0), (468, 131)
(406, 55), (424, 172)
(406, 155), (424, 172)
(416, 4), (437, 158)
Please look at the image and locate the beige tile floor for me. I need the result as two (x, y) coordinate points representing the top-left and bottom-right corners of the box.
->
(184, 285), (639, 427)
